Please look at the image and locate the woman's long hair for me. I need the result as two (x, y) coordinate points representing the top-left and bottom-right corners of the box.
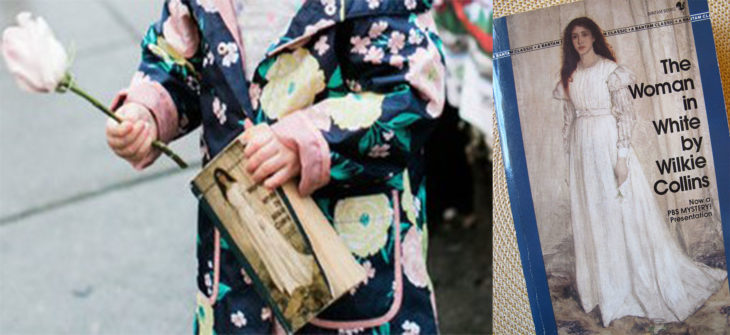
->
(560, 17), (616, 93)
(214, 168), (237, 201)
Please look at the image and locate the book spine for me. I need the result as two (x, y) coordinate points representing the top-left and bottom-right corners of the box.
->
(493, 16), (556, 335)
(190, 183), (294, 334)
(688, 0), (730, 284)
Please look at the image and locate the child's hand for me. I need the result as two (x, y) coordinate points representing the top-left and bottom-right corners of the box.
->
(243, 120), (301, 189)
(105, 102), (158, 169)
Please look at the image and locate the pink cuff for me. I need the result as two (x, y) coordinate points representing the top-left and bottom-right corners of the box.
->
(111, 80), (180, 143)
(271, 111), (331, 196)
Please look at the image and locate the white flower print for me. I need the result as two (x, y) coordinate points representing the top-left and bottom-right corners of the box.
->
(346, 79), (363, 92)
(230, 311), (247, 328)
(382, 130), (395, 141)
(350, 36), (371, 55)
(261, 307), (272, 321)
(364, 46), (384, 64)
(404, 0), (417, 10)
(368, 21), (388, 39)
(388, 31), (406, 54)
(249, 83), (261, 110)
(186, 76), (200, 94)
(408, 28), (424, 45)
(217, 42), (239, 67)
(362, 260), (376, 285)
(321, 0), (337, 16)
(212, 97), (227, 125)
(402, 320), (421, 335)
(203, 50), (215, 67)
(389, 54), (405, 69)
(338, 328), (365, 335)
(204, 272), (213, 295)
(368, 143), (391, 158)
(314, 36), (330, 56)
(367, 0), (380, 9)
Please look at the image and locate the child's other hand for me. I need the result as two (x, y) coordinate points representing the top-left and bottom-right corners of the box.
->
(243, 120), (301, 190)
(105, 102), (158, 170)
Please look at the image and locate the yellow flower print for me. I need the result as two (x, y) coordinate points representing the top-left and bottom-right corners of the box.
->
(260, 48), (326, 120)
(195, 292), (214, 335)
(334, 194), (393, 258)
(401, 170), (418, 224)
(318, 92), (385, 131)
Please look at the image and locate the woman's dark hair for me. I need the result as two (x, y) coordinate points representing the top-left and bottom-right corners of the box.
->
(214, 168), (237, 201)
(560, 17), (616, 93)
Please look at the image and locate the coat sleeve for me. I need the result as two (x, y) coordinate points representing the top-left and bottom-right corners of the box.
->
(553, 82), (575, 154)
(607, 65), (637, 157)
(274, 13), (446, 193)
(111, 0), (202, 146)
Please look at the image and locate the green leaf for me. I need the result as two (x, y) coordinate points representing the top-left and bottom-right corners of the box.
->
(379, 322), (391, 335)
(220, 236), (230, 250)
(388, 113), (421, 128)
(330, 157), (364, 181)
(386, 171), (404, 190)
(217, 282), (231, 301)
(328, 66), (343, 88)
(257, 57), (276, 78)
(358, 128), (379, 155)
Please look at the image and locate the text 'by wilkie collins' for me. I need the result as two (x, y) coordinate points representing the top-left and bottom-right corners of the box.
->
(628, 58), (711, 196)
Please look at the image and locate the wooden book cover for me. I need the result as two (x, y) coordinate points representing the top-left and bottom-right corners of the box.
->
(190, 135), (367, 334)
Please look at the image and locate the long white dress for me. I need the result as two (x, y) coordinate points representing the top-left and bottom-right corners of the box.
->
(553, 57), (726, 326)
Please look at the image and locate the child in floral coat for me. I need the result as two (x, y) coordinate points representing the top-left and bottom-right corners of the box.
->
(106, 0), (445, 333)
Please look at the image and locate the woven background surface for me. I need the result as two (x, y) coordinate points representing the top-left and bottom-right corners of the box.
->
(491, 0), (730, 333)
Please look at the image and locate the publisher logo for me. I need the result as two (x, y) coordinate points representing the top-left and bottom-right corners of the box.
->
(648, 1), (686, 16)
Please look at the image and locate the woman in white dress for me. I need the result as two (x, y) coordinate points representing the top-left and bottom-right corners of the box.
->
(214, 168), (314, 296)
(553, 17), (726, 327)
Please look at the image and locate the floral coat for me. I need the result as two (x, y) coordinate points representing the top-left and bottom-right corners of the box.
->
(114, 0), (446, 333)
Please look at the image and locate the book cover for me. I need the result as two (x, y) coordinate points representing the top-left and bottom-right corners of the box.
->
(493, 0), (730, 333)
(190, 135), (366, 334)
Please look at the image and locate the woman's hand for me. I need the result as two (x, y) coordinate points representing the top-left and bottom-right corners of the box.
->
(615, 156), (629, 186)
(105, 102), (158, 169)
(243, 120), (301, 190)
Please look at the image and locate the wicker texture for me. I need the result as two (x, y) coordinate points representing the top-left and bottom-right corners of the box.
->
(492, 1), (730, 333)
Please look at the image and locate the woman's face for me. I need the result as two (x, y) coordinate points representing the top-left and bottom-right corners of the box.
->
(571, 25), (595, 56)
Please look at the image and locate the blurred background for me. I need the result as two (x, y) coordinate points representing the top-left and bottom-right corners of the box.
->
(0, 0), (493, 333)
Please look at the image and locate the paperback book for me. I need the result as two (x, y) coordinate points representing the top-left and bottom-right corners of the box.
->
(191, 135), (367, 334)
(493, 0), (730, 333)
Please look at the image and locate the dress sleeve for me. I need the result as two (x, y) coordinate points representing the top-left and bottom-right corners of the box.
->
(607, 65), (637, 157)
(111, 0), (203, 147)
(553, 82), (575, 154)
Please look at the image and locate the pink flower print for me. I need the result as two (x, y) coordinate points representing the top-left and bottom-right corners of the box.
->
(402, 226), (429, 288)
(408, 28), (424, 45)
(212, 97), (227, 125)
(368, 21), (388, 39)
(367, 0), (381, 9)
(389, 54), (405, 69)
(249, 83), (261, 110)
(361, 260), (376, 285)
(387, 31), (406, 54)
(240, 268), (253, 285)
(314, 36), (330, 56)
(350, 36), (371, 55)
(382, 130), (395, 141)
(404, 0), (417, 10)
(261, 307), (272, 321)
(402, 320), (421, 335)
(304, 19), (336, 36)
(364, 46), (384, 65)
(162, 0), (200, 58)
(203, 51), (215, 67)
(368, 144), (391, 158)
(217, 42), (239, 67)
(230, 311), (247, 328)
(405, 45), (445, 118)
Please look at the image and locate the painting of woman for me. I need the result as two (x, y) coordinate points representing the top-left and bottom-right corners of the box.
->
(553, 16), (726, 327)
